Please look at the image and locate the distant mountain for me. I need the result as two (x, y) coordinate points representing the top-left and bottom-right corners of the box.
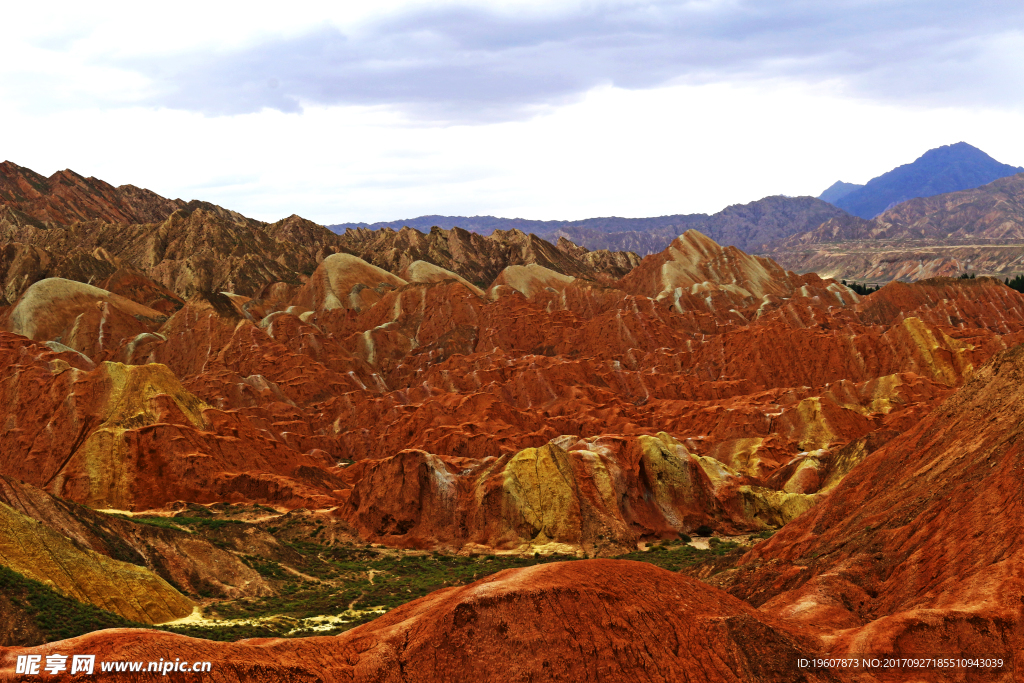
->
(697, 196), (847, 254)
(329, 214), (703, 251)
(818, 181), (863, 204)
(330, 196), (848, 256)
(784, 172), (1024, 245)
(827, 142), (1023, 219)
(767, 172), (1024, 282)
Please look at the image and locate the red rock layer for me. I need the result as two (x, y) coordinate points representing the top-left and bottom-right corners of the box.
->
(0, 161), (184, 226)
(0, 560), (836, 682)
(2, 231), (1024, 549)
(0, 332), (346, 511)
(714, 341), (1024, 672)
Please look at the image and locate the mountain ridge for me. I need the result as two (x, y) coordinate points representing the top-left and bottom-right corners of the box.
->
(329, 195), (848, 256)
(0, 161), (641, 304)
(828, 142), (1023, 218)
(768, 171), (1024, 282)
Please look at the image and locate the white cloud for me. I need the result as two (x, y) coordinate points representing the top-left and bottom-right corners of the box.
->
(1, 1), (1022, 224)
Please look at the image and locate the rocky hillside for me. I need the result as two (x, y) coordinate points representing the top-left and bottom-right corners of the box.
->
(3, 225), (1022, 550)
(0, 560), (835, 682)
(0, 161), (185, 226)
(0, 162), (639, 304)
(713, 338), (1024, 668)
(335, 225), (640, 287)
(769, 172), (1024, 283)
(332, 195), (848, 256)
(5, 163), (1024, 679)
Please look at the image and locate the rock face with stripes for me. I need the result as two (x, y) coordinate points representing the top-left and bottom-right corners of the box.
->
(708, 340), (1024, 668)
(6, 161), (1024, 678)
(3, 223), (1024, 541)
(0, 498), (192, 624)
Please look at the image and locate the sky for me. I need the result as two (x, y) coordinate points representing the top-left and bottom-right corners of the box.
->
(2, 0), (1023, 224)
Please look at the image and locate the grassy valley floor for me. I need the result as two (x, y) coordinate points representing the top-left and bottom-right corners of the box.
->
(3, 505), (767, 644)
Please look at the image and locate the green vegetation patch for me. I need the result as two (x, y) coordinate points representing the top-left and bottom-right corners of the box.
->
(106, 514), (249, 533)
(616, 538), (742, 572)
(21, 508), (754, 645)
(204, 543), (577, 630)
(0, 564), (145, 642)
(841, 280), (880, 296)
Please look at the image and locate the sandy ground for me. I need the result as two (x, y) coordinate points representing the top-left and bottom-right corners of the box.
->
(160, 605), (388, 635)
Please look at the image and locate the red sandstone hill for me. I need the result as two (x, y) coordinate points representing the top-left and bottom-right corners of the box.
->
(0, 161), (185, 226)
(335, 223), (641, 287)
(0, 162), (640, 305)
(5, 168), (1024, 677)
(3, 224), (1022, 555)
(0, 560), (838, 682)
(710, 340), (1024, 671)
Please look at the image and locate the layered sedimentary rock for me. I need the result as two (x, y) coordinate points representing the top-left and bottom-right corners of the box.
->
(768, 172), (1024, 282)
(0, 500), (191, 624)
(336, 224), (642, 287)
(619, 230), (851, 320)
(1, 162), (639, 306)
(291, 253), (408, 312)
(0, 477), (270, 600)
(339, 433), (827, 554)
(6, 163), (1024, 678)
(3, 278), (168, 361)
(488, 263), (575, 298)
(0, 334), (346, 511)
(0, 560), (835, 682)
(3, 225), (1023, 542)
(400, 260), (485, 296)
(712, 341), (1024, 666)
(0, 162), (184, 226)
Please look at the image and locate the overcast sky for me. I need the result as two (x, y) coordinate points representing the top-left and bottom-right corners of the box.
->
(2, 0), (1023, 223)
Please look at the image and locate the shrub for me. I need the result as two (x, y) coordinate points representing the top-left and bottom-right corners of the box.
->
(842, 280), (880, 296)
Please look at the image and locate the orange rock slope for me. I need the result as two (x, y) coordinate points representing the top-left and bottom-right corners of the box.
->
(0, 560), (837, 683)
(717, 340), (1024, 671)
(2, 223), (1023, 555)
(4, 172), (1024, 679)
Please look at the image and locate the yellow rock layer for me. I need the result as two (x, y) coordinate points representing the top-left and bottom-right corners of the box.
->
(502, 443), (580, 545)
(737, 486), (820, 528)
(48, 362), (210, 508)
(899, 316), (973, 386)
(0, 502), (192, 623)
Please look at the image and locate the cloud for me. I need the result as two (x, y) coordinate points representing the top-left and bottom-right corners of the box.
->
(80, 0), (1024, 122)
